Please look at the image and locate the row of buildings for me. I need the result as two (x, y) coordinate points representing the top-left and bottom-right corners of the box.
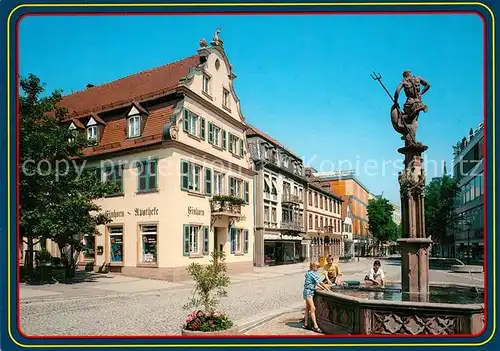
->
(22, 32), (398, 280)
(440, 123), (484, 263)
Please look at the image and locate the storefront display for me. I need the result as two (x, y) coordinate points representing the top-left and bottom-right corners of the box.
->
(109, 226), (123, 262)
(141, 225), (157, 263)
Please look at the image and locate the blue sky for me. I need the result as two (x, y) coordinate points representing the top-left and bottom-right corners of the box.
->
(19, 14), (483, 204)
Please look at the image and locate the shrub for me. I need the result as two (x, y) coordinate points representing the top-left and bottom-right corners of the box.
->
(183, 250), (233, 331)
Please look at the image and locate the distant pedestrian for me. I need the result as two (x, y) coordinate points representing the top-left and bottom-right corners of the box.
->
(302, 261), (328, 333)
(364, 260), (385, 285)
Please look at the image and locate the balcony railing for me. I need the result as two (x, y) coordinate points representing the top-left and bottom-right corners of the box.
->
(281, 220), (303, 232)
(317, 226), (335, 234)
(210, 200), (242, 216)
(282, 192), (301, 205)
(264, 192), (278, 201)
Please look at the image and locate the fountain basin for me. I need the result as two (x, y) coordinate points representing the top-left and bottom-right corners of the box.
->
(314, 283), (484, 335)
(451, 265), (484, 273)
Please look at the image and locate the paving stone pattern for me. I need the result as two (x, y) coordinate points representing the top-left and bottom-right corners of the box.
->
(19, 259), (483, 336)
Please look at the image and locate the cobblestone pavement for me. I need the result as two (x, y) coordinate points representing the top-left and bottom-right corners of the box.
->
(19, 259), (484, 336)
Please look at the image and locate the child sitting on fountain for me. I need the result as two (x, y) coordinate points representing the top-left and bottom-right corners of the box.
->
(322, 255), (343, 286)
(364, 260), (385, 286)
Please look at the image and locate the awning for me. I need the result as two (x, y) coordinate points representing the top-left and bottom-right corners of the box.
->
(264, 233), (302, 241)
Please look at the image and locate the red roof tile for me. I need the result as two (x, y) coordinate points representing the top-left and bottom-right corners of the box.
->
(81, 101), (178, 158)
(60, 55), (200, 116)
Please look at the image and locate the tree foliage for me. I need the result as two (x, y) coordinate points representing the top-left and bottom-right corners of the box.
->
(19, 74), (117, 279)
(367, 197), (398, 244)
(425, 175), (461, 250)
(184, 250), (231, 313)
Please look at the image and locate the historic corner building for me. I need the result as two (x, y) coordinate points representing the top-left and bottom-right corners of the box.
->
(304, 169), (345, 262)
(58, 34), (256, 280)
(447, 122), (484, 262)
(247, 126), (307, 266)
(314, 170), (372, 257)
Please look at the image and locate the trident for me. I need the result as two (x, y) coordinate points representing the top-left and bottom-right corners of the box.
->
(371, 71), (416, 144)
(370, 72), (396, 104)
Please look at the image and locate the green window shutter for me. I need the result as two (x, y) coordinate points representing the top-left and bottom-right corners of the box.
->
(205, 168), (212, 195)
(208, 122), (214, 144)
(244, 229), (249, 253)
(181, 160), (189, 190)
(228, 132), (233, 152)
(138, 161), (148, 192)
(239, 139), (244, 157)
(149, 160), (158, 190)
(203, 226), (209, 255)
(183, 110), (189, 132)
(244, 181), (249, 203)
(200, 117), (206, 140)
(230, 228), (236, 254)
(183, 225), (190, 256)
(222, 130), (227, 150)
(229, 177), (235, 196)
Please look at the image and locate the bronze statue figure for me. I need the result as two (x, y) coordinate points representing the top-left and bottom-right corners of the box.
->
(372, 70), (431, 147)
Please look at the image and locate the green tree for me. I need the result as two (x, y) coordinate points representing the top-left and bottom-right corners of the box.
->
(425, 175), (460, 257)
(20, 74), (117, 280)
(184, 250), (231, 313)
(367, 197), (395, 254)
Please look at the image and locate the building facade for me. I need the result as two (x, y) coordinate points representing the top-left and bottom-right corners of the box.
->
(314, 170), (372, 256)
(32, 34), (256, 280)
(450, 122), (484, 263)
(247, 127), (306, 266)
(305, 169), (344, 261)
(341, 197), (355, 257)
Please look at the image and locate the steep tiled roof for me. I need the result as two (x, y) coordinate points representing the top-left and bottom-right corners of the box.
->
(81, 101), (179, 158)
(60, 55), (200, 117)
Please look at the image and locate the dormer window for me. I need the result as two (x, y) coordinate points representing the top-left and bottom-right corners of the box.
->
(68, 122), (79, 142)
(86, 116), (99, 142)
(87, 125), (98, 141)
(128, 115), (141, 138)
(202, 74), (211, 95)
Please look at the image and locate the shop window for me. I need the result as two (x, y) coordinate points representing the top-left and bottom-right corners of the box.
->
(109, 225), (123, 262)
(83, 234), (95, 260)
(141, 224), (157, 263)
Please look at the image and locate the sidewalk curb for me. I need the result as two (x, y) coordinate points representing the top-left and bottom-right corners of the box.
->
(236, 302), (304, 334)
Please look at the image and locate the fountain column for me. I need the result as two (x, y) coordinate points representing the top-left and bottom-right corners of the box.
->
(397, 143), (432, 298)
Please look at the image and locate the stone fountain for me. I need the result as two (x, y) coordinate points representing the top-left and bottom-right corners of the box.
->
(313, 71), (484, 335)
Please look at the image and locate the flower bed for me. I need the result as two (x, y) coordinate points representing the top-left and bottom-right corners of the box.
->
(183, 310), (234, 334)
